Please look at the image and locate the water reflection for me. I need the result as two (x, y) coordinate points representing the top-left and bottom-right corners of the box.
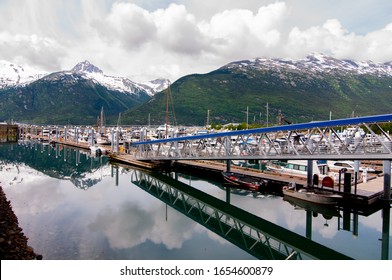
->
(131, 170), (354, 260)
(0, 141), (391, 260)
(1, 142), (254, 259)
(0, 140), (109, 190)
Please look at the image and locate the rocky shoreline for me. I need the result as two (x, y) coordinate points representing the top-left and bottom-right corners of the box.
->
(0, 186), (42, 260)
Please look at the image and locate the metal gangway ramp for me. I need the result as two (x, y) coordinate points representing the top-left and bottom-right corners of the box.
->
(130, 114), (392, 161)
(130, 170), (352, 260)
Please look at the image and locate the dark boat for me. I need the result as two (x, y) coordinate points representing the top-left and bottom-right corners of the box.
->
(222, 172), (268, 192)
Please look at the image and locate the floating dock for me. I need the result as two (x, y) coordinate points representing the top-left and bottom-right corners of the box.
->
(107, 153), (390, 210)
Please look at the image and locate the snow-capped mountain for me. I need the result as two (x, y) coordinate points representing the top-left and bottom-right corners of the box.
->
(69, 61), (170, 96)
(0, 60), (47, 89)
(0, 60), (170, 124)
(0, 60), (169, 96)
(225, 53), (392, 77)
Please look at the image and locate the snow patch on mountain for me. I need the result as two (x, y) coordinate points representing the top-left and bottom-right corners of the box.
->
(72, 60), (103, 74)
(226, 53), (392, 77)
(0, 60), (47, 89)
(0, 60), (169, 96)
(70, 61), (169, 96)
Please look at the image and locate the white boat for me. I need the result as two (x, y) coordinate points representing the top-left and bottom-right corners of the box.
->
(327, 160), (375, 173)
(283, 185), (342, 205)
(283, 186), (342, 205)
(267, 160), (329, 177)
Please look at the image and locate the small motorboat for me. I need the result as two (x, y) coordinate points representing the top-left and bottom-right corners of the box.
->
(282, 183), (342, 205)
(283, 195), (341, 219)
(222, 172), (268, 192)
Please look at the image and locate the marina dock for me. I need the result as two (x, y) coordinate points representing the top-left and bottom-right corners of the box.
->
(15, 117), (392, 210)
(17, 134), (391, 209)
(108, 152), (389, 209)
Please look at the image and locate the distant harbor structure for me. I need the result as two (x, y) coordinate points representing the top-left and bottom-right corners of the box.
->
(0, 123), (18, 143)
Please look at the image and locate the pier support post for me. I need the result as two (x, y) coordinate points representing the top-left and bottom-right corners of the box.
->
(383, 160), (391, 200)
(354, 160), (359, 194)
(111, 128), (114, 152)
(91, 128), (95, 146)
(307, 160), (313, 187)
(226, 187), (231, 204)
(344, 173), (352, 193)
(306, 211), (312, 239)
(115, 165), (119, 186)
(75, 150), (79, 166)
(381, 206), (390, 260)
(226, 160), (231, 172)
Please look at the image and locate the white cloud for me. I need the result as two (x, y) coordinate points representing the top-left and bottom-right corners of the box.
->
(89, 201), (196, 250)
(285, 19), (392, 62)
(201, 2), (287, 58)
(95, 2), (156, 50)
(0, 0), (391, 81)
(0, 31), (65, 69)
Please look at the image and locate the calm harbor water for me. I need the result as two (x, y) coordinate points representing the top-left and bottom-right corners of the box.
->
(0, 141), (391, 260)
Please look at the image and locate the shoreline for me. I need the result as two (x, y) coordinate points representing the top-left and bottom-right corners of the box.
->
(0, 186), (42, 260)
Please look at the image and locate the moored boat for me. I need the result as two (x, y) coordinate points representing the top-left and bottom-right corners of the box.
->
(283, 195), (341, 219)
(222, 172), (268, 192)
(282, 184), (342, 205)
(89, 145), (106, 157)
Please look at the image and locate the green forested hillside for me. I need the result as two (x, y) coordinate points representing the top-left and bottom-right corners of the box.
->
(1, 57), (392, 126)
(121, 66), (392, 126)
(0, 74), (151, 125)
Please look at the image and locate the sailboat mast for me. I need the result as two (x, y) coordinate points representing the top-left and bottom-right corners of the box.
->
(165, 82), (170, 138)
(99, 106), (105, 134)
(117, 112), (121, 128)
(206, 109), (210, 128)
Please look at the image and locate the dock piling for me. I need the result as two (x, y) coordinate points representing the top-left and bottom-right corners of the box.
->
(383, 160), (391, 200)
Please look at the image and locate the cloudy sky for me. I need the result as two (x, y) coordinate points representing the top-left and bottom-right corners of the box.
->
(1, 0), (392, 82)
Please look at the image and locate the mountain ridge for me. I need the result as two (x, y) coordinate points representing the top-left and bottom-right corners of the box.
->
(120, 53), (392, 126)
(1, 54), (392, 125)
(0, 60), (169, 124)
(0, 60), (170, 96)
(225, 54), (392, 77)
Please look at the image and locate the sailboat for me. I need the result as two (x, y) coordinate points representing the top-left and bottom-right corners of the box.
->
(95, 107), (110, 145)
(156, 82), (175, 139)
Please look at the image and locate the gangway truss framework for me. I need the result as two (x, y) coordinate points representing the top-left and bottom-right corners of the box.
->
(130, 114), (392, 161)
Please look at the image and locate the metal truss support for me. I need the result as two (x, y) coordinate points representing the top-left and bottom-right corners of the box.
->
(130, 114), (392, 161)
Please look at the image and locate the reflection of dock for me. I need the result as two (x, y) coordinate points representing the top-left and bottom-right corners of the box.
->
(131, 170), (352, 260)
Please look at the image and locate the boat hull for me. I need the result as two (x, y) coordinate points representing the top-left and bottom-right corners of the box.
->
(222, 172), (266, 192)
(283, 188), (341, 205)
(283, 196), (341, 218)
